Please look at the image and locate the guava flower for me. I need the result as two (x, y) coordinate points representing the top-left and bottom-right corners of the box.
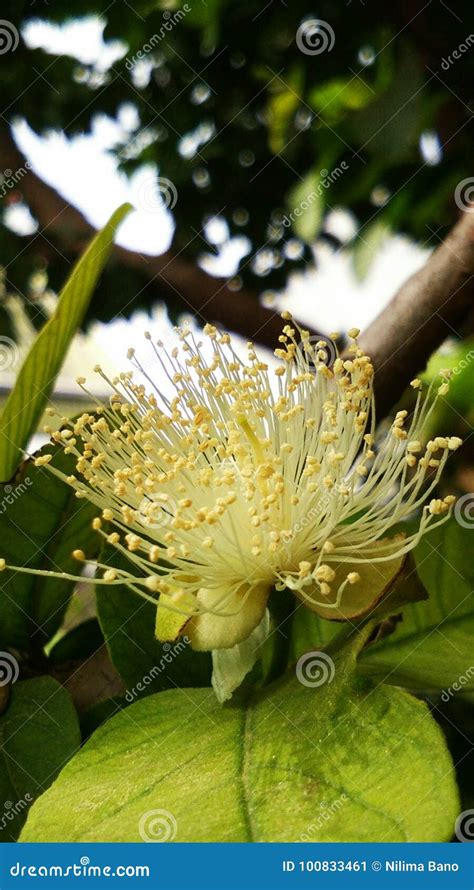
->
(1, 317), (460, 697)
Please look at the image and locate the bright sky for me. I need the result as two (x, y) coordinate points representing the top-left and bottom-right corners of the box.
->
(8, 14), (432, 388)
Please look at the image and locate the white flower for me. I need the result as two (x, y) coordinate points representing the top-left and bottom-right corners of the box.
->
(4, 318), (460, 660)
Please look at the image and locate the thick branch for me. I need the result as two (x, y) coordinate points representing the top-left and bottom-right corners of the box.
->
(0, 122), (311, 349)
(358, 211), (474, 417)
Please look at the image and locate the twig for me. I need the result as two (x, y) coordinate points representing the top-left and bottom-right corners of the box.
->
(358, 210), (474, 417)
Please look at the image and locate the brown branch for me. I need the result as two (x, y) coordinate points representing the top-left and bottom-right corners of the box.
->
(358, 210), (474, 417)
(3, 122), (474, 409)
(0, 122), (315, 349)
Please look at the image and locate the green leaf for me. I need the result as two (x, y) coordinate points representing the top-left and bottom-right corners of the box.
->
(267, 67), (302, 154)
(352, 220), (390, 281)
(0, 677), (80, 841)
(348, 48), (422, 162)
(359, 519), (474, 693)
(48, 618), (104, 666)
(96, 565), (212, 698)
(0, 444), (99, 650)
(0, 203), (132, 481)
(287, 170), (323, 244)
(289, 605), (340, 663)
(80, 697), (126, 742)
(310, 76), (375, 124)
(21, 637), (458, 842)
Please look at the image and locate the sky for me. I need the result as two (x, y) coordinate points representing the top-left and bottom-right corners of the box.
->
(7, 14), (433, 388)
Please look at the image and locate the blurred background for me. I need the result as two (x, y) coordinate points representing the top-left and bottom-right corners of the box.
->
(0, 0), (473, 406)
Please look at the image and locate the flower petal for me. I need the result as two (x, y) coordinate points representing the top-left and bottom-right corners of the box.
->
(187, 583), (270, 651)
(211, 610), (271, 703)
(294, 541), (406, 621)
(155, 590), (196, 642)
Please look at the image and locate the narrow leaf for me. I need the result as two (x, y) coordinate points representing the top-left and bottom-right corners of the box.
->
(0, 203), (132, 481)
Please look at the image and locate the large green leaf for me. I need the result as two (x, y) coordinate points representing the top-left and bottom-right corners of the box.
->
(0, 204), (131, 481)
(20, 636), (458, 842)
(96, 562), (212, 699)
(359, 520), (474, 693)
(0, 677), (80, 841)
(0, 444), (99, 650)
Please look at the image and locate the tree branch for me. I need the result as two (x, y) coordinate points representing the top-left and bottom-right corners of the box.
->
(0, 122), (311, 349)
(3, 123), (474, 414)
(358, 210), (474, 417)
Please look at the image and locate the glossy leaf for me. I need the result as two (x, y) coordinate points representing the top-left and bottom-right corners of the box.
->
(359, 520), (474, 693)
(21, 636), (458, 842)
(96, 558), (211, 699)
(0, 204), (131, 481)
(0, 445), (99, 650)
(0, 677), (80, 842)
